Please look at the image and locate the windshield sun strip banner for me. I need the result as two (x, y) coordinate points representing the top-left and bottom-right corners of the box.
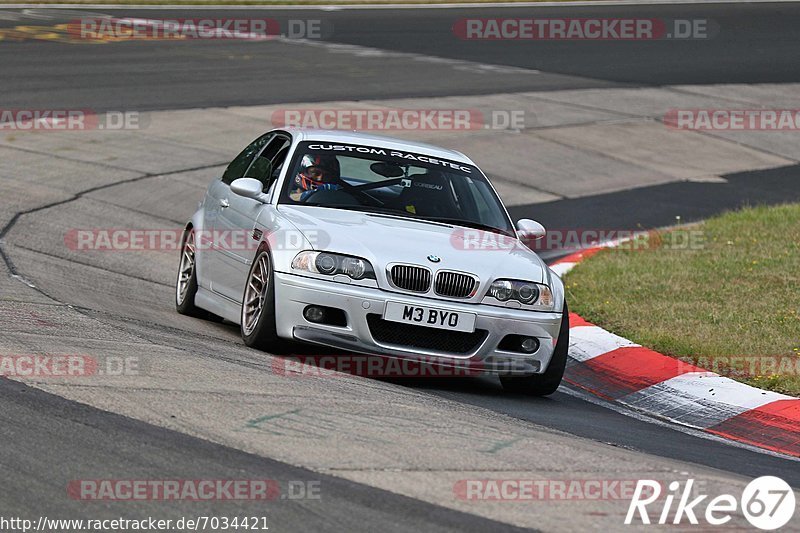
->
(303, 142), (475, 175)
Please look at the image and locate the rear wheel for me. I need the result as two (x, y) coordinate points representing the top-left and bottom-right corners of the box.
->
(500, 302), (569, 396)
(241, 249), (286, 352)
(176, 228), (201, 316)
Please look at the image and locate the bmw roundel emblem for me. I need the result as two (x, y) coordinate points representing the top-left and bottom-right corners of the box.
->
(427, 255), (441, 263)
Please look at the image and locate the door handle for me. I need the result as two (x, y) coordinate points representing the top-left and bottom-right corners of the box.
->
(220, 198), (230, 208)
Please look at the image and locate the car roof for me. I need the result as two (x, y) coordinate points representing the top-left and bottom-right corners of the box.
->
(283, 128), (475, 166)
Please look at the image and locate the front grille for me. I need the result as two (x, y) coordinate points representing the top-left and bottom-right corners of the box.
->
(389, 264), (431, 293)
(434, 271), (478, 298)
(367, 314), (487, 355)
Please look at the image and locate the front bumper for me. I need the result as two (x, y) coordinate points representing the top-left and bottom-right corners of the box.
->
(273, 272), (563, 375)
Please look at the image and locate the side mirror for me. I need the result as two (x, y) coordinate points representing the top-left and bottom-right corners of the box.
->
(516, 219), (546, 240)
(230, 178), (268, 202)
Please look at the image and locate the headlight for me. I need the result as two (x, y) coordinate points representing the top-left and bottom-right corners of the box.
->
(292, 251), (376, 281)
(488, 280), (514, 301)
(341, 256), (367, 279)
(485, 279), (554, 310)
(516, 284), (539, 304)
(316, 253), (337, 274)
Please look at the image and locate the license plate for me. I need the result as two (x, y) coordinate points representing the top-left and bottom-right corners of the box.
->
(383, 302), (476, 333)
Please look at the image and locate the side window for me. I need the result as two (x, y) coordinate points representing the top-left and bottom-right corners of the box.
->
(221, 133), (273, 185)
(245, 136), (291, 191)
(269, 141), (291, 181)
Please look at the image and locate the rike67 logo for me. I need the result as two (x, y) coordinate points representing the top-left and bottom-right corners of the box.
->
(626, 476), (796, 530)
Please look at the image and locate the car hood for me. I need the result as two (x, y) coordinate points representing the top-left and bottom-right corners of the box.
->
(277, 205), (547, 285)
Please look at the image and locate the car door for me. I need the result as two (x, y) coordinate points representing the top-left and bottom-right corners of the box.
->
(203, 132), (274, 296)
(211, 133), (291, 302)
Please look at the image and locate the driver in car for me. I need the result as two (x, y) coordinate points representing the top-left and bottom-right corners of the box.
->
(289, 154), (343, 202)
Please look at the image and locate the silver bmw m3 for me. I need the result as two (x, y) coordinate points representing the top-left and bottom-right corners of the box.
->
(176, 129), (569, 395)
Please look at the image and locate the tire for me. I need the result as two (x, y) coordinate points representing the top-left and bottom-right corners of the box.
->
(241, 248), (286, 352)
(500, 302), (570, 396)
(176, 228), (202, 316)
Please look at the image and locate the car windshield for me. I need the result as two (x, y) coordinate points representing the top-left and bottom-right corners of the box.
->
(279, 141), (515, 236)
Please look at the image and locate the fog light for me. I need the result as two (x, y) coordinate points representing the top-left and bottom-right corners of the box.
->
(304, 306), (326, 323)
(520, 337), (539, 354)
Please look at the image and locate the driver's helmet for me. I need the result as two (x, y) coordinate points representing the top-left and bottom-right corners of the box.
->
(295, 154), (341, 191)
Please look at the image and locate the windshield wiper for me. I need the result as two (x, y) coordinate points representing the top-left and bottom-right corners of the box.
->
(294, 204), (407, 217)
(425, 217), (513, 237)
(289, 205), (513, 236)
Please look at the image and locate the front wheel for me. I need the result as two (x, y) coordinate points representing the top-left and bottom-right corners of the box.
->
(241, 249), (285, 351)
(500, 302), (570, 396)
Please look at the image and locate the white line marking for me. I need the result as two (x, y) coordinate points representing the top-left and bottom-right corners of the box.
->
(560, 383), (800, 461)
(278, 36), (539, 75)
(568, 324), (640, 362)
(549, 262), (576, 278)
(619, 372), (792, 429)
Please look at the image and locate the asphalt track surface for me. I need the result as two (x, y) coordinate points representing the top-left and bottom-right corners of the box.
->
(1, 3), (800, 110)
(2, 2), (800, 531)
(0, 379), (532, 532)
